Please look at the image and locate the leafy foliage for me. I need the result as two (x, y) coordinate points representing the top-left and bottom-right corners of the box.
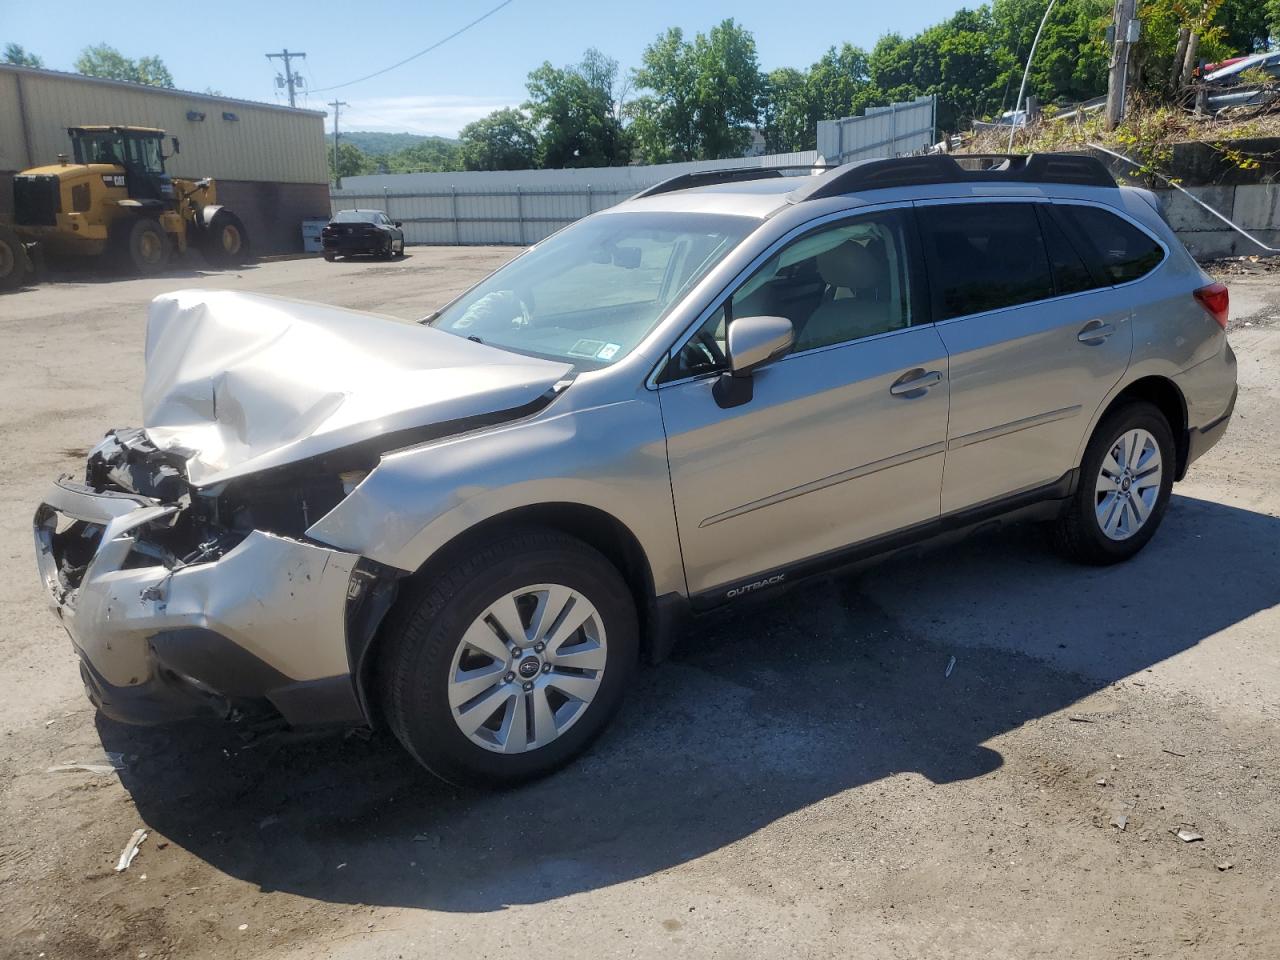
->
(3, 43), (42, 67)
(525, 49), (630, 167)
(458, 108), (539, 171)
(74, 44), (174, 88)
(629, 20), (764, 162)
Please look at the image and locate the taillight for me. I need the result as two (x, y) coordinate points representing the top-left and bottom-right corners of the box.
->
(1194, 282), (1229, 330)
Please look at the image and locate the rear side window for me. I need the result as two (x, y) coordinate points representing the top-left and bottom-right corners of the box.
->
(1054, 204), (1164, 284)
(919, 203), (1054, 320)
(1039, 208), (1102, 295)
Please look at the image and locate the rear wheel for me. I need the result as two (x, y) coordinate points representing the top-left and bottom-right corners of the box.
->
(0, 226), (28, 290)
(119, 218), (170, 275)
(199, 209), (249, 266)
(378, 529), (638, 787)
(1053, 401), (1175, 564)
(323, 251), (336, 262)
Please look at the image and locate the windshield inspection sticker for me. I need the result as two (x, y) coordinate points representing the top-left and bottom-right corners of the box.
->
(596, 342), (622, 361)
(568, 339), (606, 359)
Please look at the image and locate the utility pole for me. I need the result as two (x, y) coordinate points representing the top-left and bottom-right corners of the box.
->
(329, 100), (349, 189)
(266, 49), (306, 108)
(1104, 0), (1138, 131)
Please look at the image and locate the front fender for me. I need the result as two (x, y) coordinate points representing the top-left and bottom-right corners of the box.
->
(307, 391), (687, 597)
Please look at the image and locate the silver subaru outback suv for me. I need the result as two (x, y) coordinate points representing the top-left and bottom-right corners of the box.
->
(35, 154), (1237, 785)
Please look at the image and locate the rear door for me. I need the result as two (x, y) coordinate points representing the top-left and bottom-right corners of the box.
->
(656, 207), (950, 598)
(917, 199), (1134, 513)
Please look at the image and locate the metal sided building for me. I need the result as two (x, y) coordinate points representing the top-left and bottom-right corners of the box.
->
(0, 64), (329, 254)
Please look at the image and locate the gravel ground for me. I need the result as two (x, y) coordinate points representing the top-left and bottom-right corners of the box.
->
(0, 251), (1277, 960)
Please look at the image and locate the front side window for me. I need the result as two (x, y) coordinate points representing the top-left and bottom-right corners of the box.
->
(662, 210), (917, 381)
(1054, 204), (1164, 285)
(430, 211), (756, 369)
(920, 202), (1054, 320)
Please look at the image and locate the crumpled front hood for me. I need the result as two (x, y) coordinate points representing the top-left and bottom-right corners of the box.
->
(142, 290), (572, 486)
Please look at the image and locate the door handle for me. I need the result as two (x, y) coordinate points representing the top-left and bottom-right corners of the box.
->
(890, 369), (943, 397)
(1077, 320), (1115, 344)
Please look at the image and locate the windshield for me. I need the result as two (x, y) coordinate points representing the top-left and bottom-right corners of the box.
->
(429, 211), (757, 368)
(334, 210), (381, 223)
(73, 133), (126, 166)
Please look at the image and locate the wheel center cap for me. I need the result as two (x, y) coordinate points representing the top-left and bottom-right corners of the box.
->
(517, 656), (541, 679)
(1121, 476), (1132, 492)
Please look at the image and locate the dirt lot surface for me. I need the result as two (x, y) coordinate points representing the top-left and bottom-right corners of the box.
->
(1, 252), (1277, 960)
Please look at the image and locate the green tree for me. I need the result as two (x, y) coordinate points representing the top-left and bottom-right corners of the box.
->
(3, 42), (43, 67)
(806, 44), (878, 123)
(990, 0), (1111, 110)
(525, 48), (630, 167)
(630, 19), (764, 162)
(328, 141), (376, 181)
(760, 67), (812, 152)
(1269, 0), (1280, 44)
(386, 139), (463, 173)
(459, 108), (538, 171)
(74, 44), (174, 87)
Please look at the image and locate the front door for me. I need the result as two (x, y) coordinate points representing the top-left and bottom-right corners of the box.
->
(657, 209), (950, 598)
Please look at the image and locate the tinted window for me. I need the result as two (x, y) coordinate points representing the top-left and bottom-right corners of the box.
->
(1040, 208), (1102, 295)
(920, 203), (1053, 320)
(1055, 205), (1164, 284)
(662, 211), (917, 380)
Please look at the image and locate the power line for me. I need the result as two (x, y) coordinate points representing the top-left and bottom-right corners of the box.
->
(266, 49), (307, 108)
(309, 0), (516, 93)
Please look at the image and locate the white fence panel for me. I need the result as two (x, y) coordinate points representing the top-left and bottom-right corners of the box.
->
(816, 96), (937, 164)
(330, 149), (830, 246)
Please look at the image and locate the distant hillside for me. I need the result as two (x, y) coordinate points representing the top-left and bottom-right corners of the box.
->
(341, 131), (458, 155)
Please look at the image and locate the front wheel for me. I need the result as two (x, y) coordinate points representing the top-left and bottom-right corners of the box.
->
(378, 529), (638, 786)
(199, 209), (249, 266)
(1053, 400), (1175, 565)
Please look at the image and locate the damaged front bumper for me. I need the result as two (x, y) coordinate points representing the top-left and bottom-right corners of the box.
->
(34, 476), (376, 727)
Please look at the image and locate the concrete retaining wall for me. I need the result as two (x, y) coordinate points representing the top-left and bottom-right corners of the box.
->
(1154, 183), (1279, 259)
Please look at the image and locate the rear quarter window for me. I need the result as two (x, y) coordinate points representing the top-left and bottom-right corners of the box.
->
(1054, 204), (1165, 284)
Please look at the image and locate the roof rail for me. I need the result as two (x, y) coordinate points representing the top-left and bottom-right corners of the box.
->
(788, 152), (1117, 202)
(631, 165), (835, 200)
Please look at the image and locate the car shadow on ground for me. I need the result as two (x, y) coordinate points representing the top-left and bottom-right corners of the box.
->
(97, 494), (1280, 913)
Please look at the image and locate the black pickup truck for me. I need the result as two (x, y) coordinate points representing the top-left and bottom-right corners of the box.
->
(322, 209), (406, 260)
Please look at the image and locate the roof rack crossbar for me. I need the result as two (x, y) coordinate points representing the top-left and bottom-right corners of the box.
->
(788, 152), (1116, 202)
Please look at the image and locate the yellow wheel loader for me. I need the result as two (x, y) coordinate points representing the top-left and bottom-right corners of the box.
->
(0, 125), (249, 289)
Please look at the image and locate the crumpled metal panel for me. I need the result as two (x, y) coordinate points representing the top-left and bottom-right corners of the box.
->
(141, 290), (571, 486)
(35, 479), (359, 688)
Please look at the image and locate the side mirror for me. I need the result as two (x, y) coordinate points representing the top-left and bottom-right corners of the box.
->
(393, 220), (403, 228)
(170, 137), (180, 155)
(713, 315), (794, 409)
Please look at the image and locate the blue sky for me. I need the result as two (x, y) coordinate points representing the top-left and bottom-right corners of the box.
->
(1, 0), (964, 136)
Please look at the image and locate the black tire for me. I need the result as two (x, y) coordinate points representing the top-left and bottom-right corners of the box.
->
(199, 209), (249, 266)
(378, 528), (639, 787)
(0, 226), (29, 290)
(393, 238), (405, 258)
(119, 218), (170, 275)
(378, 235), (394, 260)
(323, 251), (336, 262)
(1053, 400), (1176, 565)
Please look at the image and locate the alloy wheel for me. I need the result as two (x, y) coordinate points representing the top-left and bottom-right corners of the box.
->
(447, 584), (607, 754)
(1095, 427), (1162, 541)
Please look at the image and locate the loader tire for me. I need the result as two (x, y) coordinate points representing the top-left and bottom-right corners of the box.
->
(117, 218), (171, 275)
(0, 226), (29, 291)
(200, 210), (249, 267)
